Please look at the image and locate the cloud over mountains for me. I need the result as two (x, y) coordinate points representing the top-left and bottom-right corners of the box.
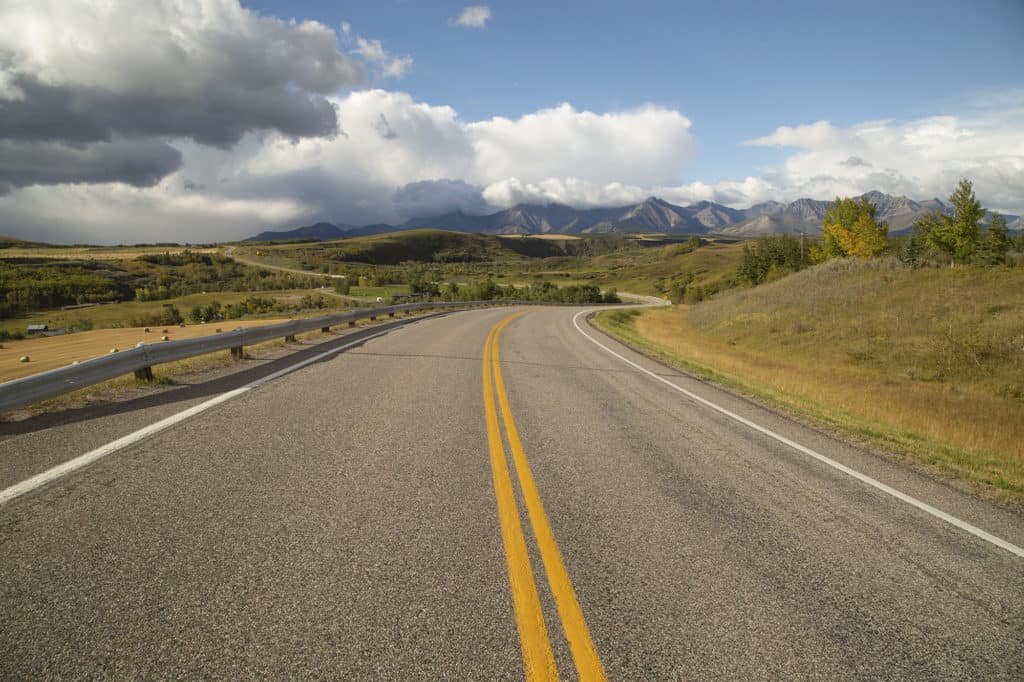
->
(0, 1), (1020, 244)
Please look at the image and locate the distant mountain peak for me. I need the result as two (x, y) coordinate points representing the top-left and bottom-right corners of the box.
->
(246, 190), (1019, 242)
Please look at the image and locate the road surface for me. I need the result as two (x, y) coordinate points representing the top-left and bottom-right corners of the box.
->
(2, 307), (1022, 678)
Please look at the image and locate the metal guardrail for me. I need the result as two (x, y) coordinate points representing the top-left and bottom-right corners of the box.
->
(0, 300), (542, 413)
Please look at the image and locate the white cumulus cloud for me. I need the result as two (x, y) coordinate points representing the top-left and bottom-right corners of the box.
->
(450, 5), (491, 28)
(342, 23), (413, 79)
(468, 104), (693, 188)
(744, 109), (1024, 212)
(2, 79), (1022, 243)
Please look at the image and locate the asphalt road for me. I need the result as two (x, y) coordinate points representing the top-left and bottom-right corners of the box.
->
(2, 306), (1022, 679)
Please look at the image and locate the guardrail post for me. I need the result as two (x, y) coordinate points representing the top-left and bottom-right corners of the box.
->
(0, 299), (565, 413)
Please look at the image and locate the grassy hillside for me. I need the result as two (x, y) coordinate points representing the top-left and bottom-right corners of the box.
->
(597, 258), (1024, 505)
(243, 229), (526, 267)
(241, 229), (747, 295)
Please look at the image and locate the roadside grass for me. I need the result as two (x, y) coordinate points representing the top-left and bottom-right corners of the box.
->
(595, 259), (1024, 507)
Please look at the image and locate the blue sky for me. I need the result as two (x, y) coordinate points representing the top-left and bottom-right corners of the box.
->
(0, 0), (1021, 243)
(244, 0), (1024, 183)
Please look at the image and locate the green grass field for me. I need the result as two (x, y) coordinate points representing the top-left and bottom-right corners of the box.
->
(0, 287), (348, 335)
(347, 285), (411, 299)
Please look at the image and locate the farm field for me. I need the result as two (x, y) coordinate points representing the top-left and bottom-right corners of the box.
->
(0, 319), (289, 383)
(1, 246), (219, 260)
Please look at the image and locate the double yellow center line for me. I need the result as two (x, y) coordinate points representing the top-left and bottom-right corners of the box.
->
(482, 312), (606, 681)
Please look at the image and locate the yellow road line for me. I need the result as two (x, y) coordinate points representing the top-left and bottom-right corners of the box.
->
(492, 315), (608, 682)
(483, 320), (559, 681)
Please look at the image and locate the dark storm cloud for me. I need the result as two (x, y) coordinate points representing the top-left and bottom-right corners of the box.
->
(0, 74), (343, 148)
(0, 0), (365, 188)
(392, 179), (491, 219)
(0, 139), (182, 194)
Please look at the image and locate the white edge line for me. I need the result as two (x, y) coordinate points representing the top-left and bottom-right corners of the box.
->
(0, 327), (395, 507)
(572, 309), (1024, 559)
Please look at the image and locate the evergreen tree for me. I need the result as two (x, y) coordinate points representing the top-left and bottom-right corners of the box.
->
(977, 212), (1009, 265)
(896, 234), (925, 267)
(916, 178), (984, 266)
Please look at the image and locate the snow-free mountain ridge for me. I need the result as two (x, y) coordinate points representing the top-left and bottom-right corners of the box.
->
(248, 192), (1021, 241)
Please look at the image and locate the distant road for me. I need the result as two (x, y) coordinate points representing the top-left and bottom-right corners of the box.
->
(224, 245), (344, 278)
(1, 307), (1022, 678)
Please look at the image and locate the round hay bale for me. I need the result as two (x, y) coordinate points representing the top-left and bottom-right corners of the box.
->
(19, 355), (29, 363)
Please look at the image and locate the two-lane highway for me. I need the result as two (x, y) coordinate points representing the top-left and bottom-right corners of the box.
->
(2, 306), (1022, 678)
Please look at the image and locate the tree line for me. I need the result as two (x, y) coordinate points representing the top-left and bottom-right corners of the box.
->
(411, 278), (620, 305)
(732, 179), (1022, 290)
(0, 254), (324, 319)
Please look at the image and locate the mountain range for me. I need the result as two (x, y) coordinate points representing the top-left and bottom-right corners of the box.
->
(247, 192), (1022, 241)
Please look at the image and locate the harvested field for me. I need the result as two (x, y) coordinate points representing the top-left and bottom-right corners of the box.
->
(0, 319), (288, 383)
(0, 246), (219, 260)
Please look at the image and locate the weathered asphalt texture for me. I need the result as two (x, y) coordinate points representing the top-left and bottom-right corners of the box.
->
(2, 307), (1022, 679)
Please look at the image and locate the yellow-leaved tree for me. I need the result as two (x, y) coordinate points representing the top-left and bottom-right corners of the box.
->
(821, 197), (889, 259)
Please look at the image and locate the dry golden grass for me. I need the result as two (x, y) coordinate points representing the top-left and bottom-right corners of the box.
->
(2, 246), (219, 260)
(0, 319), (288, 383)
(598, 259), (1024, 504)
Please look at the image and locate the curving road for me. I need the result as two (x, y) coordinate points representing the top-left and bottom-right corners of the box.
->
(1, 307), (1022, 678)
